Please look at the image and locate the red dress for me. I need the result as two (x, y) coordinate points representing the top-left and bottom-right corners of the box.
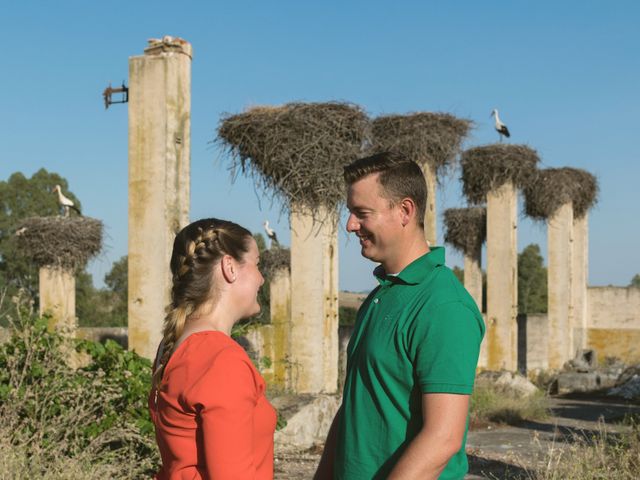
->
(149, 331), (276, 479)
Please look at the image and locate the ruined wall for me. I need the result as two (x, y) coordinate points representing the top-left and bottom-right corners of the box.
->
(586, 286), (640, 363)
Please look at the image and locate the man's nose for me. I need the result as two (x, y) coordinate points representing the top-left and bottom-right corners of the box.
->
(346, 213), (359, 232)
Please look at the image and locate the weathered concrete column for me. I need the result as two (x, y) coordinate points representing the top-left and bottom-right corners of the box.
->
(420, 163), (437, 245)
(39, 266), (76, 333)
(486, 181), (518, 371)
(571, 214), (589, 354)
(290, 207), (339, 393)
(128, 37), (191, 359)
(464, 246), (483, 310)
(548, 202), (574, 368)
(268, 267), (292, 389)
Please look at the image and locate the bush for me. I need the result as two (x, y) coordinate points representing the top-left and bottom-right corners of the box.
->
(0, 297), (159, 479)
(470, 385), (549, 428)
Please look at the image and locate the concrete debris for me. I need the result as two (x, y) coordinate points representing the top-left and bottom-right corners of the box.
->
(608, 374), (640, 400)
(274, 394), (341, 451)
(476, 371), (539, 397)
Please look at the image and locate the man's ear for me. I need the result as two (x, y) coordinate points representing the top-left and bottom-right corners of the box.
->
(399, 198), (417, 227)
(220, 254), (236, 283)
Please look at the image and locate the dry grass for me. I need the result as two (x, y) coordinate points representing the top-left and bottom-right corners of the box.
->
(530, 420), (640, 480)
(443, 207), (486, 257)
(470, 385), (549, 428)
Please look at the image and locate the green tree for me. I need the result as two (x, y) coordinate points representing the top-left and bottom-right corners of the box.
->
(77, 257), (128, 328)
(630, 274), (640, 288)
(0, 169), (81, 299)
(518, 244), (547, 314)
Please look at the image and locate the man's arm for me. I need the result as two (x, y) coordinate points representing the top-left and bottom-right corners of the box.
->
(387, 393), (469, 480)
(313, 406), (342, 480)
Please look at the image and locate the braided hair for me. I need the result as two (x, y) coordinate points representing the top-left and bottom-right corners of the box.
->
(151, 218), (252, 389)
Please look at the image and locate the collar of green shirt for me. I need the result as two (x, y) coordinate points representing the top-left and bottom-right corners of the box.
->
(373, 247), (445, 286)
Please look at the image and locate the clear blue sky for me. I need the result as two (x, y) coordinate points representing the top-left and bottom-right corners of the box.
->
(1, 1), (638, 291)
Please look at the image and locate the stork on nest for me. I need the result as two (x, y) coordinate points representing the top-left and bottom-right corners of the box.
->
(491, 109), (511, 142)
(263, 220), (279, 248)
(52, 185), (81, 217)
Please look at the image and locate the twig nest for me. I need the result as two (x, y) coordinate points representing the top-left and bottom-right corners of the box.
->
(443, 207), (486, 256)
(371, 112), (472, 175)
(217, 102), (370, 215)
(16, 216), (103, 271)
(260, 247), (290, 279)
(524, 167), (598, 220)
(461, 144), (539, 204)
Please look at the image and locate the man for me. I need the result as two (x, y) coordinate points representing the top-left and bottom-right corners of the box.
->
(315, 152), (485, 479)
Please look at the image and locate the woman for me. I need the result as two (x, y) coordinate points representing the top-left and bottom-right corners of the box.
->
(149, 218), (276, 479)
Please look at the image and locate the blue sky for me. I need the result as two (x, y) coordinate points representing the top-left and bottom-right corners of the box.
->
(1, 1), (638, 291)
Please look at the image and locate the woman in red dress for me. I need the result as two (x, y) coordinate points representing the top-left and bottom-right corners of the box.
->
(149, 218), (276, 479)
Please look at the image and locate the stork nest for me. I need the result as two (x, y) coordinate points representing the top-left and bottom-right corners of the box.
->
(371, 112), (472, 176)
(15, 216), (103, 271)
(461, 144), (540, 204)
(217, 102), (370, 215)
(260, 247), (290, 279)
(524, 167), (598, 220)
(443, 207), (486, 257)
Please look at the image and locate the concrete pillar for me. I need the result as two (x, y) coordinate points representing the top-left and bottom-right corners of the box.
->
(418, 163), (437, 245)
(547, 202), (573, 369)
(290, 206), (339, 393)
(268, 267), (292, 389)
(571, 214), (589, 354)
(465, 248), (486, 368)
(39, 266), (76, 333)
(464, 247), (483, 310)
(128, 37), (191, 359)
(486, 181), (518, 371)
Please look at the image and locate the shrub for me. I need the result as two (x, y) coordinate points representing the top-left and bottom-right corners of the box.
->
(0, 297), (159, 479)
(470, 385), (549, 428)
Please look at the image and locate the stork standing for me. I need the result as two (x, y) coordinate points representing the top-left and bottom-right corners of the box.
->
(491, 109), (511, 142)
(263, 220), (279, 248)
(52, 185), (81, 217)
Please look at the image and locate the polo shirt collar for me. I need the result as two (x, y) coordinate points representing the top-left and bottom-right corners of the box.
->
(373, 247), (445, 286)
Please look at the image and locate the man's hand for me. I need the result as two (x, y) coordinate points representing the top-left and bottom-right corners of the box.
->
(387, 393), (469, 480)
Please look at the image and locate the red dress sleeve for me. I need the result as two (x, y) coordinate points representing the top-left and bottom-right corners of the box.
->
(187, 346), (259, 479)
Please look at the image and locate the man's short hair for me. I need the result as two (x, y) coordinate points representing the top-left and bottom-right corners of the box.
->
(344, 151), (427, 229)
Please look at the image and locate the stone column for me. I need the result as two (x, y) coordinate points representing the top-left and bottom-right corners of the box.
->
(419, 163), (437, 245)
(547, 202), (573, 369)
(39, 266), (76, 333)
(128, 37), (191, 359)
(464, 246), (483, 310)
(290, 207), (339, 393)
(486, 181), (518, 371)
(269, 267), (292, 389)
(571, 214), (589, 353)
(465, 247), (486, 369)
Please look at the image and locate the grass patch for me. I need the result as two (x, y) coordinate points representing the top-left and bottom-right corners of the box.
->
(470, 385), (549, 428)
(531, 420), (640, 479)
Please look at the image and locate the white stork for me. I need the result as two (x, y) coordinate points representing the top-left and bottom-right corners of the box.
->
(263, 220), (279, 248)
(491, 109), (511, 141)
(52, 185), (81, 217)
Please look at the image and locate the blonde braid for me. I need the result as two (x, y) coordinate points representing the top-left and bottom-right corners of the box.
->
(153, 218), (252, 390)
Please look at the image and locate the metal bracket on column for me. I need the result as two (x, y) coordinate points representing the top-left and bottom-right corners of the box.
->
(102, 82), (129, 109)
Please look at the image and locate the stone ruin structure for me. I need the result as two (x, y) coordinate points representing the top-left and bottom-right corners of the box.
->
(127, 36), (191, 360)
(16, 216), (102, 333)
(217, 102), (369, 394)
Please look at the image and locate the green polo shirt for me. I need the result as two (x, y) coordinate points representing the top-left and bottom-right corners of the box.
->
(334, 247), (485, 480)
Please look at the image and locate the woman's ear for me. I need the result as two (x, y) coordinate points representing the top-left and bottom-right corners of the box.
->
(220, 254), (237, 283)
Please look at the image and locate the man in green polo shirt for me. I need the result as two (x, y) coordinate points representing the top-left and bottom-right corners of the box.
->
(314, 152), (485, 479)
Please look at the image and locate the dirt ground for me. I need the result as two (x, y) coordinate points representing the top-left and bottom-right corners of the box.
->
(273, 394), (640, 479)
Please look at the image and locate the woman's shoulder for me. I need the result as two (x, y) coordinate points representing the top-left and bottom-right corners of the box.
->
(170, 331), (250, 370)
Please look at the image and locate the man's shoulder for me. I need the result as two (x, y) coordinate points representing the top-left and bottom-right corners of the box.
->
(417, 265), (480, 315)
